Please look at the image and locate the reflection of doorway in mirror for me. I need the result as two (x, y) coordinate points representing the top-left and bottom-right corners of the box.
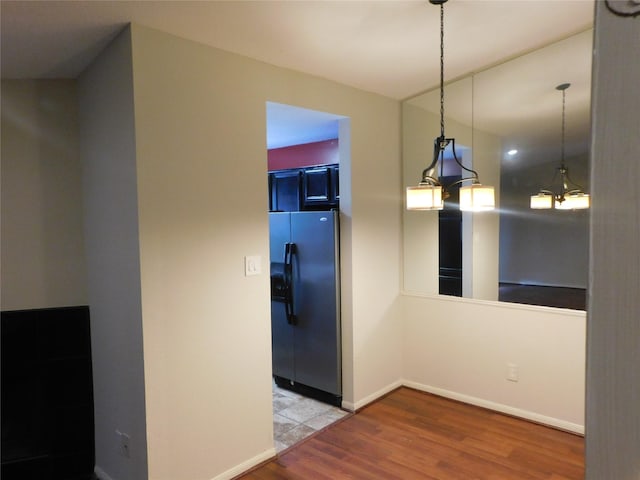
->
(437, 148), (466, 297)
(439, 174), (462, 296)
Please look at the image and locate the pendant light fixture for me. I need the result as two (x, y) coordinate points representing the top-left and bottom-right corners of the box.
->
(406, 0), (495, 212)
(530, 83), (590, 210)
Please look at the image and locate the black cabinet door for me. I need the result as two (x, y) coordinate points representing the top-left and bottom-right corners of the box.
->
(331, 165), (339, 203)
(302, 166), (340, 209)
(302, 167), (331, 208)
(270, 170), (301, 212)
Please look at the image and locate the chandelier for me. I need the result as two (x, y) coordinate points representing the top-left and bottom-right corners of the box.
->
(530, 83), (590, 210)
(406, 0), (495, 212)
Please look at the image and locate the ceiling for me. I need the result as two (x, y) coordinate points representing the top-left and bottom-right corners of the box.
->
(1, 1), (594, 100)
(1, 1), (594, 150)
(408, 28), (593, 166)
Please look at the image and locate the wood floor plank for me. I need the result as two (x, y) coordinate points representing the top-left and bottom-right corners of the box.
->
(237, 387), (584, 479)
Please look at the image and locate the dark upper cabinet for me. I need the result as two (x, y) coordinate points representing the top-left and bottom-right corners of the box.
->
(331, 165), (339, 202)
(269, 165), (339, 212)
(302, 166), (339, 209)
(302, 167), (331, 208)
(269, 170), (302, 212)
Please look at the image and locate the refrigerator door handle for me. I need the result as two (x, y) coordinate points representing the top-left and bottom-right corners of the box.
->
(284, 242), (297, 325)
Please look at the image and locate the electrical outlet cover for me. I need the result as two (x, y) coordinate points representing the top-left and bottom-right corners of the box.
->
(117, 430), (131, 458)
(507, 363), (519, 382)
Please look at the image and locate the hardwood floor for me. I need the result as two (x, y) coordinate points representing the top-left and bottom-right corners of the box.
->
(239, 387), (584, 479)
(498, 283), (586, 311)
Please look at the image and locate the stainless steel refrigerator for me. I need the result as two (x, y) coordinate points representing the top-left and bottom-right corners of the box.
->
(269, 210), (341, 405)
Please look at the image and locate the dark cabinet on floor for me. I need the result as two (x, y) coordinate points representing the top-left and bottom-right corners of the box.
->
(1, 306), (94, 480)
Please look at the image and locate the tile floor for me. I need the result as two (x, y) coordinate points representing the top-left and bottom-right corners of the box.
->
(272, 381), (349, 452)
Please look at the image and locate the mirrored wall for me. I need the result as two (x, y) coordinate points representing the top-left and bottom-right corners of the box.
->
(403, 29), (592, 310)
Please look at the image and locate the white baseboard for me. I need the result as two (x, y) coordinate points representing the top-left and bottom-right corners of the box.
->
(211, 447), (276, 480)
(402, 380), (584, 435)
(94, 466), (115, 480)
(96, 449), (276, 480)
(342, 379), (403, 411)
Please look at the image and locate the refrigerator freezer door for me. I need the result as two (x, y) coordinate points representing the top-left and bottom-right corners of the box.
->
(269, 212), (294, 381)
(290, 211), (341, 396)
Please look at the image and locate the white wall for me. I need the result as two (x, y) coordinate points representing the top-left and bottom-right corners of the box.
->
(403, 294), (586, 433)
(1, 80), (87, 310)
(81, 23), (401, 480)
(586, 2), (640, 478)
(464, 128), (501, 301)
(78, 28), (149, 480)
(402, 102), (439, 295)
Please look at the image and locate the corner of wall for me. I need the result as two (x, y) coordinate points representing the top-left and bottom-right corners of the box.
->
(78, 25), (148, 480)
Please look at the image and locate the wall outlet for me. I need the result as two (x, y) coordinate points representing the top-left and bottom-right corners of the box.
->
(506, 363), (519, 382)
(116, 430), (131, 458)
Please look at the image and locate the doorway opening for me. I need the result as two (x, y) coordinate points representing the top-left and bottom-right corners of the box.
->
(437, 144), (469, 297)
(266, 102), (350, 452)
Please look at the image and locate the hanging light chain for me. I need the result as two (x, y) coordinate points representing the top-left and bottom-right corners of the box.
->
(408, 0), (496, 212)
(439, 2), (445, 140)
(560, 86), (566, 167)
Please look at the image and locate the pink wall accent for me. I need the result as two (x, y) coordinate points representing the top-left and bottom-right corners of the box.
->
(268, 139), (339, 171)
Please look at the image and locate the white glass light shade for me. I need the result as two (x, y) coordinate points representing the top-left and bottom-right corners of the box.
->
(530, 193), (553, 209)
(555, 193), (590, 210)
(570, 193), (590, 209)
(459, 184), (495, 211)
(406, 185), (444, 210)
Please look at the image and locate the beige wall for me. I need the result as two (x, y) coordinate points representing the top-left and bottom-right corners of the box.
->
(77, 28), (149, 480)
(124, 23), (402, 479)
(1, 80), (87, 310)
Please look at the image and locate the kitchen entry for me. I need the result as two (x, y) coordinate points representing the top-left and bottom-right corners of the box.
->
(266, 102), (349, 450)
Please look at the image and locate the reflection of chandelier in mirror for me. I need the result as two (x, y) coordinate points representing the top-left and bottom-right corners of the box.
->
(405, 0), (495, 212)
(530, 83), (590, 210)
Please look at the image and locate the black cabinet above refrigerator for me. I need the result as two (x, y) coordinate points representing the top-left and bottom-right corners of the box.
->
(269, 170), (302, 212)
(268, 165), (339, 212)
(301, 166), (338, 209)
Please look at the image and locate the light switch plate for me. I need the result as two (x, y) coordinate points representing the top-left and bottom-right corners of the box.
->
(244, 255), (261, 276)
